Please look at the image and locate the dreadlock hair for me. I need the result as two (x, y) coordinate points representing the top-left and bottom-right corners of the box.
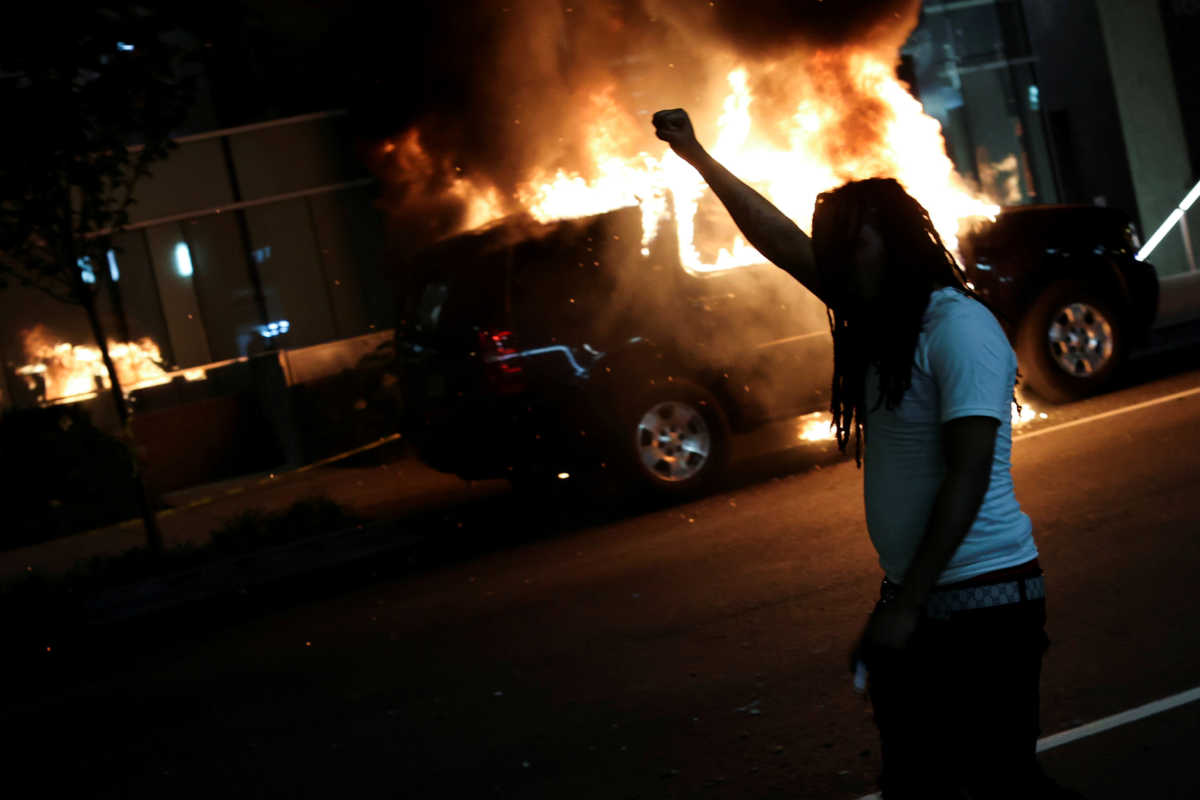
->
(812, 178), (992, 466)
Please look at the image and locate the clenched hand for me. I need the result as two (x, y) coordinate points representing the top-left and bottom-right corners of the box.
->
(652, 108), (706, 164)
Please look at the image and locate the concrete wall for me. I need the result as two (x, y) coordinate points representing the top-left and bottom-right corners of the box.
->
(1095, 0), (1197, 275)
(1159, 0), (1200, 187)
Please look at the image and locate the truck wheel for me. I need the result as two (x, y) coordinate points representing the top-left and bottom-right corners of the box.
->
(608, 377), (732, 500)
(1017, 279), (1126, 404)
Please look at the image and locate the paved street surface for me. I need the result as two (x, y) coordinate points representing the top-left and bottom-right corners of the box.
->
(3, 344), (1200, 798)
(1038, 696), (1200, 800)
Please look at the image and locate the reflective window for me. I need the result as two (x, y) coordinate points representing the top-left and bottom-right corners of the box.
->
(229, 116), (365, 200)
(182, 214), (266, 360)
(127, 139), (235, 224)
(144, 223), (213, 368)
(108, 231), (174, 362)
(903, 1), (1057, 205)
(244, 199), (338, 348)
(307, 187), (390, 335)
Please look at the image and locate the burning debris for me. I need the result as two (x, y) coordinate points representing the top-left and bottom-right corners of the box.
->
(796, 410), (836, 442)
(1011, 399), (1048, 427)
(13, 325), (197, 405)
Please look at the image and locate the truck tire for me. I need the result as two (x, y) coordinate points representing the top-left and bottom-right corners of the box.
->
(1016, 279), (1126, 404)
(606, 376), (732, 500)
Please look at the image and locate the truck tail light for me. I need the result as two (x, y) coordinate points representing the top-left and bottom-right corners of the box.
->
(478, 329), (525, 394)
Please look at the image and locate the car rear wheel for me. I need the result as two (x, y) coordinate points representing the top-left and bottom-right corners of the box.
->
(1017, 279), (1126, 403)
(608, 378), (732, 499)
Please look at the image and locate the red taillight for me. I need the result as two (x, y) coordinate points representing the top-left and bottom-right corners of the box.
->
(478, 329), (525, 394)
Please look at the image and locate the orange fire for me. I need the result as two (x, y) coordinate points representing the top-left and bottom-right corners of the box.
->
(427, 52), (999, 273)
(796, 411), (836, 442)
(797, 399), (1046, 444)
(1011, 398), (1047, 427)
(15, 325), (180, 404)
(390, 129), (506, 232)
(390, 48), (1030, 442)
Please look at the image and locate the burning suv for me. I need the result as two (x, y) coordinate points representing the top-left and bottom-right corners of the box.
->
(394, 202), (1157, 498)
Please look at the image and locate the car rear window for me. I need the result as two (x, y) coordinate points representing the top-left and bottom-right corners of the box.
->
(399, 229), (512, 347)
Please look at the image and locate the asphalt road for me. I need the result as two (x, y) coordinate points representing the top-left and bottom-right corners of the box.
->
(5, 344), (1200, 799)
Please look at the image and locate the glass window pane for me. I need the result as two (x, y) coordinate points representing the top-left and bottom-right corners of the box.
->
(109, 231), (173, 359)
(182, 214), (265, 360)
(127, 139), (235, 225)
(905, 2), (1053, 206)
(244, 199), (338, 348)
(308, 187), (390, 336)
(960, 68), (1022, 203)
(1011, 63), (1058, 203)
(229, 116), (365, 200)
(144, 222), (213, 368)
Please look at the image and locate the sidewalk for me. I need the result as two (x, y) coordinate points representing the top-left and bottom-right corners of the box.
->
(0, 437), (510, 584)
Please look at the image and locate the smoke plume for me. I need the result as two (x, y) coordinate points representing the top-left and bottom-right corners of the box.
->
(361, 0), (922, 246)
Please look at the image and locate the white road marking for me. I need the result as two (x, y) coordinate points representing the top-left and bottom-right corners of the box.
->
(1015, 385), (1200, 442)
(1035, 685), (1200, 753)
(855, 685), (1200, 799)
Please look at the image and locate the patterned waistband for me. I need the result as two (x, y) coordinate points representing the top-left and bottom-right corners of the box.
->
(881, 575), (1046, 620)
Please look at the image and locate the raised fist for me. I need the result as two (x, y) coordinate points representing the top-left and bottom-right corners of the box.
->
(652, 108), (704, 163)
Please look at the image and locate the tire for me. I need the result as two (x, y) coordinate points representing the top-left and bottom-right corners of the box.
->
(606, 376), (732, 500)
(1016, 279), (1126, 404)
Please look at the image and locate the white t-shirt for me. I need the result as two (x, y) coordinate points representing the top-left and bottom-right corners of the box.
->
(863, 286), (1037, 585)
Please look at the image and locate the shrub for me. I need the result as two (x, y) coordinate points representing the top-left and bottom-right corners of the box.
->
(0, 496), (361, 642)
(0, 405), (142, 550)
(207, 496), (361, 555)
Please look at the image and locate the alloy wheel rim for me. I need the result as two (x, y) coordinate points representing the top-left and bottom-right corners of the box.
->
(635, 400), (712, 482)
(1047, 301), (1114, 377)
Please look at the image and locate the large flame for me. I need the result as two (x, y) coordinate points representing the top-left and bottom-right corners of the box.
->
(419, 52), (1000, 273)
(15, 325), (189, 404)
(386, 50), (1039, 439)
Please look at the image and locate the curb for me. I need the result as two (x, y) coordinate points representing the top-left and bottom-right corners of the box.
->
(111, 433), (408, 532)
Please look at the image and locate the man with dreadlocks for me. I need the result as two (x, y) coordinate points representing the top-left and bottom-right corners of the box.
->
(653, 108), (1080, 799)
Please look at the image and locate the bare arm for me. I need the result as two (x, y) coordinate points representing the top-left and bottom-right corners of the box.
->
(652, 109), (828, 304)
(894, 415), (999, 612)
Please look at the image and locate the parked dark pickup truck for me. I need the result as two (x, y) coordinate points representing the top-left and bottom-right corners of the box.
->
(959, 204), (1157, 404)
(394, 203), (1158, 498)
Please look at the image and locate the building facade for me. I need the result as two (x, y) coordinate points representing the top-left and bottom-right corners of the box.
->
(904, 0), (1197, 280)
(0, 109), (393, 410)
